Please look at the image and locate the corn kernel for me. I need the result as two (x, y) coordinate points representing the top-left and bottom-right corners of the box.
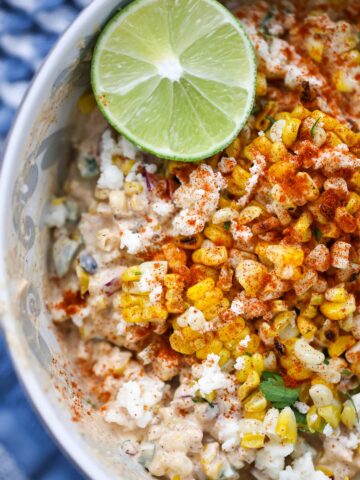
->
(196, 339), (223, 359)
(282, 118), (301, 147)
(244, 391), (267, 413)
(328, 335), (356, 358)
(121, 266), (142, 282)
(238, 370), (260, 401)
(291, 104), (311, 120)
(305, 37), (324, 62)
(251, 353), (264, 375)
(333, 71), (355, 93)
(315, 466), (334, 477)
(204, 224), (232, 248)
(346, 192), (360, 214)
(232, 165), (251, 189)
(218, 349), (231, 366)
(276, 407), (297, 444)
(225, 137), (241, 158)
(307, 406), (325, 432)
(169, 330), (196, 355)
(218, 318), (246, 342)
(235, 259), (268, 296)
(297, 315), (317, 339)
(77, 92), (96, 114)
(76, 265), (89, 295)
(235, 355), (252, 383)
(241, 433), (265, 449)
(256, 72), (267, 96)
(317, 405), (341, 428)
(187, 278), (215, 301)
(341, 400), (357, 429)
(320, 295), (356, 320)
(192, 247), (228, 267)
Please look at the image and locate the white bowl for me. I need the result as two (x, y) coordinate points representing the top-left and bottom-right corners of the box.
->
(0, 1), (151, 478)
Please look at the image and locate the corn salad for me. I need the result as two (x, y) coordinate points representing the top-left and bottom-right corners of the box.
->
(48, 1), (360, 479)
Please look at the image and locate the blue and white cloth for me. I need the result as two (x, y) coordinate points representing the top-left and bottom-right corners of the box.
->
(0, 1), (92, 478)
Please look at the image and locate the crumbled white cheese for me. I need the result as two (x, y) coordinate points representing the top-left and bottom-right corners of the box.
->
(98, 130), (124, 190)
(255, 442), (294, 480)
(217, 416), (241, 451)
(230, 222), (253, 243)
(149, 284), (163, 304)
(230, 297), (245, 315)
(106, 376), (164, 428)
(239, 335), (251, 348)
(234, 357), (246, 371)
(119, 229), (142, 254)
(323, 424), (334, 437)
(152, 200), (174, 218)
(279, 452), (329, 479)
(294, 401), (310, 414)
(269, 119), (286, 143)
(115, 314), (128, 336)
(237, 153), (266, 208)
(177, 307), (210, 332)
(71, 306), (90, 328)
(144, 163), (157, 174)
(120, 136), (139, 160)
(193, 354), (230, 396)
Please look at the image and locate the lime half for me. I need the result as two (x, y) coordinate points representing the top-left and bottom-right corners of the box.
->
(91, 0), (256, 161)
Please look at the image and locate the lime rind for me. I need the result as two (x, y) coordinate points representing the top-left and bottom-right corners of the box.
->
(91, 0), (257, 162)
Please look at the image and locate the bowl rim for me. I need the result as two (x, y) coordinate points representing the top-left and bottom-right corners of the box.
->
(0, 1), (126, 479)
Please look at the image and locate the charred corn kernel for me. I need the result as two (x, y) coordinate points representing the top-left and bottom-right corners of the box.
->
(225, 136), (241, 158)
(256, 72), (267, 96)
(251, 353), (264, 375)
(282, 118), (301, 147)
(196, 339), (223, 359)
(293, 211), (313, 242)
(235, 355), (252, 382)
(245, 391), (267, 413)
(192, 247), (228, 267)
(235, 260), (268, 296)
(232, 165), (251, 189)
(218, 318), (246, 342)
(238, 370), (260, 400)
(333, 71), (355, 93)
(307, 406), (324, 432)
(276, 407), (297, 444)
(341, 400), (357, 429)
(187, 278), (215, 301)
(320, 295), (356, 320)
(226, 178), (245, 197)
(204, 224), (232, 248)
(316, 466), (334, 477)
(346, 192), (360, 214)
(297, 316), (317, 339)
(121, 266), (142, 282)
(328, 335), (356, 358)
(318, 405), (341, 428)
(76, 265), (89, 295)
(241, 433), (265, 449)
(77, 92), (96, 113)
(291, 104), (311, 120)
(218, 349), (231, 366)
(305, 37), (324, 62)
(175, 234), (204, 250)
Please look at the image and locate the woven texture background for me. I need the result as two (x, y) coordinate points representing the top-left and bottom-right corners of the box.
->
(0, 1), (92, 478)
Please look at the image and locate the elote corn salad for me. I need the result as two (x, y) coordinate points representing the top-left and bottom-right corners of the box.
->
(47, 1), (360, 479)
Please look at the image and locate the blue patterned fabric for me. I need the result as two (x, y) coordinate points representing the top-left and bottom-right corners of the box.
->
(0, 1), (92, 477)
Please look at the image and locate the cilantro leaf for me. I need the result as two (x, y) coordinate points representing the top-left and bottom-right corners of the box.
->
(266, 115), (276, 126)
(314, 227), (323, 241)
(292, 408), (312, 433)
(224, 221), (231, 231)
(346, 393), (359, 424)
(341, 369), (352, 376)
(260, 371), (299, 409)
(192, 397), (215, 408)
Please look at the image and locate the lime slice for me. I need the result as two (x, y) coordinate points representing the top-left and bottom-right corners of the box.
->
(91, 0), (256, 161)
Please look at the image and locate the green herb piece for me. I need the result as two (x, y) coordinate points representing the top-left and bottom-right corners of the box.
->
(346, 393), (359, 424)
(349, 385), (360, 396)
(224, 221), (231, 231)
(314, 227), (322, 241)
(251, 104), (261, 116)
(341, 369), (352, 376)
(292, 408), (311, 433)
(266, 115), (276, 125)
(192, 397), (215, 408)
(134, 271), (142, 276)
(259, 7), (276, 37)
(323, 358), (329, 365)
(260, 371), (299, 409)
(310, 117), (321, 138)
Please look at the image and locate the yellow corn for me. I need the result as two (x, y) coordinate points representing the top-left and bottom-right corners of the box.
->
(235, 355), (252, 383)
(76, 265), (89, 295)
(204, 224), (232, 248)
(307, 406), (325, 432)
(315, 466), (334, 477)
(251, 353), (264, 375)
(192, 247), (228, 267)
(225, 137), (241, 158)
(244, 391), (267, 412)
(328, 335), (356, 358)
(282, 118), (301, 147)
(256, 72), (267, 96)
(237, 370), (260, 400)
(341, 400), (357, 429)
(169, 329), (197, 355)
(121, 265), (142, 282)
(317, 405), (341, 428)
(196, 339), (223, 359)
(218, 318), (246, 342)
(187, 278), (215, 301)
(276, 407), (297, 444)
(306, 37), (324, 62)
(270, 141), (288, 163)
(193, 287), (223, 310)
(241, 433), (265, 449)
(175, 234), (204, 250)
(293, 211), (313, 242)
(346, 192), (360, 214)
(320, 295), (356, 320)
(232, 165), (251, 189)
(334, 124), (360, 147)
(297, 315), (317, 339)
(291, 104), (311, 120)
(122, 305), (146, 323)
(77, 92), (96, 114)
(218, 349), (231, 366)
(235, 260), (268, 296)
(333, 71), (355, 93)
(255, 101), (278, 131)
(351, 171), (360, 192)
